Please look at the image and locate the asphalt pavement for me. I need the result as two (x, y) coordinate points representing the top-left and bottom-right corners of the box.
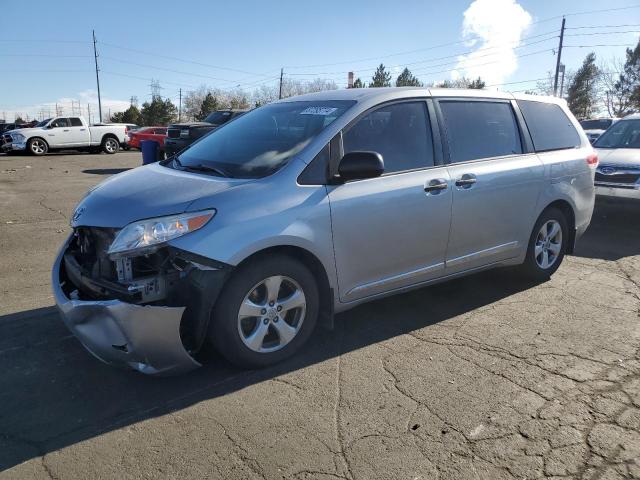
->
(1, 152), (639, 479)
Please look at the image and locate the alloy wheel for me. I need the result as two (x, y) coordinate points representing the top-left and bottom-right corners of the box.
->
(31, 139), (46, 155)
(237, 275), (306, 353)
(534, 220), (562, 269)
(105, 139), (118, 153)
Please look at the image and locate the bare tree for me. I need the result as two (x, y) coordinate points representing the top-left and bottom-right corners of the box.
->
(598, 58), (634, 117)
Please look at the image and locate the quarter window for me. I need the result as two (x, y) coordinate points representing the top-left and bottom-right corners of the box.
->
(439, 101), (523, 163)
(343, 102), (434, 174)
(517, 100), (581, 152)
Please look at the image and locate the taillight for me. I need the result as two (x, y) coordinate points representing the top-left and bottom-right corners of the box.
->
(586, 153), (598, 167)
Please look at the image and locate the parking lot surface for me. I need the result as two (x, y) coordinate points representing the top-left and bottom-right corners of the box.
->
(1, 152), (639, 479)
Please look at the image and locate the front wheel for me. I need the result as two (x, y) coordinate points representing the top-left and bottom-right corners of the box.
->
(28, 138), (48, 156)
(210, 255), (319, 368)
(519, 207), (568, 281)
(102, 137), (119, 154)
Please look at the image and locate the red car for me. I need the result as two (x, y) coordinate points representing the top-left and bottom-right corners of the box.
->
(127, 127), (167, 150)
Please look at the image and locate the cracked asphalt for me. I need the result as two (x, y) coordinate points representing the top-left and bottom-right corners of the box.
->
(1, 151), (639, 479)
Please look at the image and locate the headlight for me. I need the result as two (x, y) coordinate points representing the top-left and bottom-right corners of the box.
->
(180, 128), (190, 138)
(108, 210), (215, 256)
(11, 133), (25, 142)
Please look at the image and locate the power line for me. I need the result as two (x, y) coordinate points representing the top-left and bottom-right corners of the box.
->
(98, 41), (274, 78)
(566, 23), (640, 29)
(284, 30), (559, 70)
(564, 43), (637, 48)
(530, 5), (640, 25)
(564, 30), (640, 36)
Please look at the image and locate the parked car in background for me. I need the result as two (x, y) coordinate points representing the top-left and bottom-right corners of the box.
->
(164, 109), (248, 157)
(0, 122), (26, 134)
(53, 88), (595, 375)
(593, 113), (640, 200)
(1, 116), (128, 156)
(580, 118), (618, 143)
(127, 126), (167, 151)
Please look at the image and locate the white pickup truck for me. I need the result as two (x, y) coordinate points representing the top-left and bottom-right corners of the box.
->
(1, 116), (128, 156)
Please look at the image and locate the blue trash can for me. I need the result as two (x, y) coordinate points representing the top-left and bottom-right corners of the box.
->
(140, 140), (159, 165)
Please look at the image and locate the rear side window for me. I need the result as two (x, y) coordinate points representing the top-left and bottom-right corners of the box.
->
(439, 101), (522, 163)
(69, 118), (83, 127)
(517, 100), (580, 152)
(343, 101), (434, 174)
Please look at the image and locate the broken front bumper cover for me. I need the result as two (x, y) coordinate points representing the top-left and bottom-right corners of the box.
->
(52, 236), (201, 376)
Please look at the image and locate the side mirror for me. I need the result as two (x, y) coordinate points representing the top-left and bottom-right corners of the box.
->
(337, 151), (384, 181)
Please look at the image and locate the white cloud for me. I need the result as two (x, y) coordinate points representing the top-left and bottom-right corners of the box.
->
(2, 90), (130, 123)
(455, 0), (532, 86)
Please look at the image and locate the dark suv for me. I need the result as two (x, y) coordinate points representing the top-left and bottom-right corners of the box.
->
(165, 109), (248, 157)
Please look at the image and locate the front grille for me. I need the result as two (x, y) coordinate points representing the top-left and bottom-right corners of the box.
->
(167, 128), (181, 138)
(595, 166), (640, 185)
(2, 134), (11, 145)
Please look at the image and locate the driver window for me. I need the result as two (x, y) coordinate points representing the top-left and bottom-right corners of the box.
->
(51, 118), (70, 128)
(342, 102), (434, 174)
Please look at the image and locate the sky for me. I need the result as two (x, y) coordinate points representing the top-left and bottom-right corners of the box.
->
(0, 0), (639, 122)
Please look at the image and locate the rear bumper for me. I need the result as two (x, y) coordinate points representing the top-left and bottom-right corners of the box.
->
(595, 184), (640, 200)
(52, 236), (201, 376)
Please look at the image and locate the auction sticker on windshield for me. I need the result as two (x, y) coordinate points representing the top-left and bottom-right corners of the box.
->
(300, 107), (338, 115)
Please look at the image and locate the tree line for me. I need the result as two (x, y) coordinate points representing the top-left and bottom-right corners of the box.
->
(110, 38), (640, 126)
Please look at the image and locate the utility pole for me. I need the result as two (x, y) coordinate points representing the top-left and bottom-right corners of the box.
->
(558, 64), (566, 98)
(279, 68), (284, 100)
(178, 88), (182, 122)
(92, 30), (103, 122)
(553, 17), (566, 97)
(87, 103), (91, 123)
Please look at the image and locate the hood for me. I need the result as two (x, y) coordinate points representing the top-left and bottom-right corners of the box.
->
(5, 127), (45, 136)
(596, 148), (640, 167)
(71, 162), (252, 228)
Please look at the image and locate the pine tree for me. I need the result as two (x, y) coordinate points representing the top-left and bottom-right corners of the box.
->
(140, 97), (177, 126)
(110, 105), (142, 125)
(567, 53), (599, 119)
(395, 68), (423, 87)
(196, 93), (219, 121)
(615, 39), (640, 113)
(467, 77), (486, 89)
(351, 78), (364, 88)
(369, 64), (392, 88)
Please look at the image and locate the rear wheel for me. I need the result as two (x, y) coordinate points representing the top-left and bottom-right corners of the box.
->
(102, 137), (119, 154)
(210, 255), (319, 368)
(520, 207), (568, 281)
(28, 138), (48, 156)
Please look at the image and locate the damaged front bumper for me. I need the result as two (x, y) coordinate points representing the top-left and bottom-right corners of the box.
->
(52, 234), (226, 376)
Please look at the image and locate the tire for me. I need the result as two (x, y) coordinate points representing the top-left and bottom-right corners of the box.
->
(520, 207), (568, 281)
(210, 255), (319, 368)
(27, 138), (48, 156)
(102, 137), (119, 154)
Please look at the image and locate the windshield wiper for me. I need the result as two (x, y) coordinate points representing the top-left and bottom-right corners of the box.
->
(176, 159), (229, 178)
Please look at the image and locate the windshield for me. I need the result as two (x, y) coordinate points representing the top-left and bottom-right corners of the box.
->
(204, 111), (235, 125)
(36, 118), (51, 128)
(594, 119), (640, 149)
(172, 100), (355, 178)
(580, 119), (612, 130)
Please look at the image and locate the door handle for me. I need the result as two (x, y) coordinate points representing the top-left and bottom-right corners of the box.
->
(424, 178), (449, 194)
(455, 174), (477, 188)
(63, 129), (70, 132)
(80, 128), (86, 131)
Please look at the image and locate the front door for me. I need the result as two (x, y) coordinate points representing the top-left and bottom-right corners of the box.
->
(328, 100), (452, 303)
(436, 99), (544, 273)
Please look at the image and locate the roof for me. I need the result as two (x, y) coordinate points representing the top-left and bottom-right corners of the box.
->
(280, 87), (567, 106)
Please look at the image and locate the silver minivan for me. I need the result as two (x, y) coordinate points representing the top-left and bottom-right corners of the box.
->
(52, 88), (596, 375)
